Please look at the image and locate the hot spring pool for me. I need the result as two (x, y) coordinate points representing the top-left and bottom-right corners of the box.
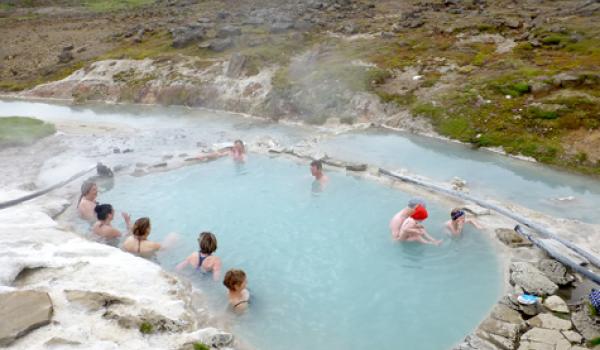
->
(102, 155), (501, 350)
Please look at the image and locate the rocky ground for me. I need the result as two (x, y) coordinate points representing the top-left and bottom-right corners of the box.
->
(1, 0), (599, 175)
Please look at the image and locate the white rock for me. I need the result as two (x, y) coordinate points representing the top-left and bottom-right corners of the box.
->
(544, 295), (569, 313)
(561, 330), (582, 344)
(528, 313), (572, 330)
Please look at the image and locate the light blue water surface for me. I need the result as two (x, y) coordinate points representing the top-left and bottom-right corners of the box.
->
(102, 155), (501, 350)
(2, 99), (599, 223)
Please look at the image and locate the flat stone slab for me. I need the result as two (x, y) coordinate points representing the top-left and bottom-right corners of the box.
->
(561, 330), (582, 344)
(0, 290), (53, 346)
(527, 313), (572, 330)
(543, 295), (569, 313)
(519, 328), (570, 350)
(510, 262), (559, 296)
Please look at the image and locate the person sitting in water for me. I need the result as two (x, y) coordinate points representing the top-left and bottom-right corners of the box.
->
(122, 217), (162, 258)
(92, 204), (131, 245)
(389, 198), (427, 240)
(445, 208), (484, 236)
(176, 231), (222, 281)
(196, 139), (246, 163)
(310, 160), (329, 184)
(223, 269), (250, 313)
(77, 181), (98, 222)
(398, 205), (442, 245)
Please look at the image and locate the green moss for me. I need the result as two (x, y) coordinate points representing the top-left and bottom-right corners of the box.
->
(193, 343), (210, 350)
(411, 102), (444, 119)
(493, 81), (531, 97)
(0, 116), (56, 147)
(589, 302), (598, 317)
(541, 35), (565, 46)
(82, 0), (155, 12)
(525, 107), (559, 120)
(588, 337), (600, 346)
(0, 61), (86, 92)
(139, 322), (153, 334)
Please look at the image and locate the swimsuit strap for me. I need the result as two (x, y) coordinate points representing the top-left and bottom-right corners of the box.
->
(233, 299), (249, 308)
(137, 237), (142, 253)
(197, 251), (210, 270)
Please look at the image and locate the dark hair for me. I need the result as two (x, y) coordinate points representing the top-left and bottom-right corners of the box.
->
(94, 204), (113, 221)
(234, 139), (245, 153)
(133, 217), (151, 237)
(223, 269), (246, 291)
(310, 160), (322, 170)
(450, 208), (465, 221)
(198, 231), (217, 254)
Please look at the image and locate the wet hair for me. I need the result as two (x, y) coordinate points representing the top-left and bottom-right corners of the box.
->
(451, 208), (466, 221)
(77, 181), (96, 208)
(223, 269), (246, 291)
(233, 139), (245, 153)
(407, 198), (426, 209)
(310, 160), (322, 170)
(133, 217), (151, 238)
(94, 204), (113, 221)
(198, 231), (217, 255)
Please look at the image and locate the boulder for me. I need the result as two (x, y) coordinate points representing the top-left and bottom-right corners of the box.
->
(57, 49), (74, 64)
(543, 295), (569, 313)
(452, 334), (500, 350)
(170, 25), (205, 48)
(496, 228), (532, 248)
(518, 327), (571, 350)
(561, 330), (582, 344)
(217, 25), (241, 38)
(510, 262), (559, 296)
(65, 289), (134, 311)
(537, 259), (574, 286)
(225, 53), (247, 78)
(208, 38), (233, 52)
(571, 304), (600, 341)
(0, 290), (53, 346)
(527, 313), (572, 330)
(270, 22), (294, 33)
(490, 303), (525, 324)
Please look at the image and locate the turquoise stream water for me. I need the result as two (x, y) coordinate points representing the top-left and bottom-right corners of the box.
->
(102, 155), (501, 350)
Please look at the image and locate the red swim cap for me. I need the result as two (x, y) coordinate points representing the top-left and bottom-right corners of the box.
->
(411, 205), (428, 221)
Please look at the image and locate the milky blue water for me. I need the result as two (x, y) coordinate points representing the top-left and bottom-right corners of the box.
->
(2, 99), (600, 224)
(102, 155), (501, 350)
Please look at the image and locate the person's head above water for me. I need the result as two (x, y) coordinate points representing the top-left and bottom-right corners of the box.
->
(233, 139), (245, 154)
(223, 269), (247, 292)
(198, 231), (217, 255)
(310, 160), (323, 178)
(410, 205), (428, 221)
(133, 217), (151, 238)
(450, 208), (465, 222)
(407, 198), (426, 209)
(94, 203), (113, 221)
(78, 181), (98, 206)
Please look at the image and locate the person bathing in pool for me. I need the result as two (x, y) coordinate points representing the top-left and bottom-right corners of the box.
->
(196, 139), (246, 163)
(445, 208), (484, 236)
(78, 181), (98, 222)
(121, 217), (178, 259)
(176, 231), (222, 281)
(398, 205), (442, 245)
(389, 198), (426, 240)
(92, 204), (131, 244)
(223, 269), (250, 313)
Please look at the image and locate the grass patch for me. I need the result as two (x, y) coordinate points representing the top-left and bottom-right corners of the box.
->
(0, 61), (86, 92)
(82, 0), (155, 12)
(588, 337), (600, 347)
(0, 117), (55, 147)
(139, 322), (153, 334)
(589, 302), (598, 317)
(525, 107), (559, 120)
(193, 343), (210, 350)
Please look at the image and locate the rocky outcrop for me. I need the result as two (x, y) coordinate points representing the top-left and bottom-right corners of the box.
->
(496, 228), (532, 248)
(537, 259), (575, 286)
(65, 289), (135, 311)
(170, 25), (206, 48)
(509, 262), (559, 296)
(0, 290), (53, 346)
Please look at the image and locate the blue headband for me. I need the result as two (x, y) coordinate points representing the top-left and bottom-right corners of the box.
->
(451, 210), (465, 221)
